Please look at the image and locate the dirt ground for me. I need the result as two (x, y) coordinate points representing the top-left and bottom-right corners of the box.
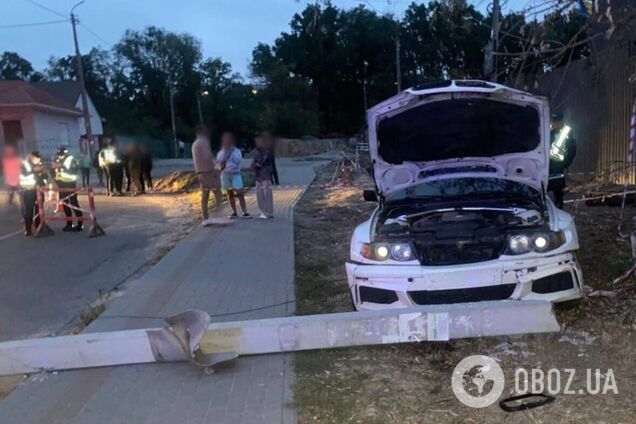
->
(293, 164), (636, 423)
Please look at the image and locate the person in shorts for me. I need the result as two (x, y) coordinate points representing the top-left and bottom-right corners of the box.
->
(217, 131), (250, 219)
(191, 125), (222, 226)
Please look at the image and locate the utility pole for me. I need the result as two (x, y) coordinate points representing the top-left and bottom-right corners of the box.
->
(70, 1), (94, 151)
(395, 36), (402, 93)
(487, 0), (501, 82)
(169, 85), (178, 158)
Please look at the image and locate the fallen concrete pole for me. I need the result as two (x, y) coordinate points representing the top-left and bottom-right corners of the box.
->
(0, 300), (559, 376)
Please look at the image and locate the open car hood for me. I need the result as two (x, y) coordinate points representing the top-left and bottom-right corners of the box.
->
(367, 80), (550, 197)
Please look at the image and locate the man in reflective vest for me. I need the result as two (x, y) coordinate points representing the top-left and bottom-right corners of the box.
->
(548, 113), (577, 209)
(98, 138), (124, 196)
(19, 151), (47, 236)
(53, 146), (84, 232)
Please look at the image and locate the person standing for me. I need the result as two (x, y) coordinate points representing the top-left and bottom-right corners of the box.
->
(93, 148), (104, 187)
(2, 145), (21, 206)
(252, 134), (275, 219)
(192, 125), (222, 226)
(126, 144), (144, 196)
(78, 138), (92, 188)
(100, 139), (124, 196)
(53, 146), (83, 232)
(19, 151), (47, 236)
(548, 113), (577, 209)
(123, 145), (133, 193)
(140, 144), (153, 192)
(217, 131), (250, 219)
(261, 131), (279, 186)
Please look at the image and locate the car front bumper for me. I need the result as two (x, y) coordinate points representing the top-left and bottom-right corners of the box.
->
(346, 252), (583, 311)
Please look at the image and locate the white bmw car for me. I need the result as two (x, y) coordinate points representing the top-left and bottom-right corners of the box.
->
(346, 80), (583, 311)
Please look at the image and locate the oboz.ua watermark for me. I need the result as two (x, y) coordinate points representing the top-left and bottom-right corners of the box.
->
(451, 355), (619, 408)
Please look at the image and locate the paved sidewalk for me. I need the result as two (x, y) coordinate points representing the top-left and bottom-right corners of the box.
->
(0, 162), (318, 424)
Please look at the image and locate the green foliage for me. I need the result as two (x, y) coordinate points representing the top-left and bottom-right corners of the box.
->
(0, 51), (42, 81)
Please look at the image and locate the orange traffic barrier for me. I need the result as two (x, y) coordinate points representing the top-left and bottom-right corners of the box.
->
(35, 186), (105, 238)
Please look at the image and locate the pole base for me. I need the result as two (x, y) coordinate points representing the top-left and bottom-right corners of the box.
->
(88, 221), (106, 238)
(34, 223), (54, 238)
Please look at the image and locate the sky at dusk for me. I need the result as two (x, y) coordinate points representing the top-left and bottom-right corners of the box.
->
(2, 0), (532, 78)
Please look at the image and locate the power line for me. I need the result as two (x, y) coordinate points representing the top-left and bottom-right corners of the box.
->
(79, 23), (111, 45)
(25, 0), (67, 19)
(0, 19), (68, 29)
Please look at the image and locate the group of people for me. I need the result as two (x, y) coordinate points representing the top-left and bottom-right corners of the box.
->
(1, 135), (155, 237)
(97, 138), (153, 197)
(3, 146), (84, 236)
(191, 126), (279, 225)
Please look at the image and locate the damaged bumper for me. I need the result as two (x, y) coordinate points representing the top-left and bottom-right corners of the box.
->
(346, 252), (583, 311)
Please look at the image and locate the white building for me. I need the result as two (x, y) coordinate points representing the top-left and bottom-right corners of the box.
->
(33, 81), (104, 142)
(0, 81), (83, 158)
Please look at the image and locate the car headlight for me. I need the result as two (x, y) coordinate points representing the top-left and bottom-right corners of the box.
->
(361, 242), (414, 262)
(505, 231), (566, 255)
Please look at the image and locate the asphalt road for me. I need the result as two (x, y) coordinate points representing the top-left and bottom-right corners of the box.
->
(0, 162), (194, 341)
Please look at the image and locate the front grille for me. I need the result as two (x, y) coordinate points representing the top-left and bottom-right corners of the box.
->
(359, 286), (399, 304)
(532, 272), (574, 294)
(409, 284), (516, 305)
(418, 241), (503, 266)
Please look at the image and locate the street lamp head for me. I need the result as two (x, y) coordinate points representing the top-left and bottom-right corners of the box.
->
(251, 88), (258, 95)
(201, 90), (209, 96)
(71, 0), (85, 14)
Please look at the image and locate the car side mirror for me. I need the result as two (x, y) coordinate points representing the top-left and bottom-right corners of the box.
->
(363, 189), (378, 202)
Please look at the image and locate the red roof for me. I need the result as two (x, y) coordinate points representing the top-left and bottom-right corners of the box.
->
(0, 80), (82, 116)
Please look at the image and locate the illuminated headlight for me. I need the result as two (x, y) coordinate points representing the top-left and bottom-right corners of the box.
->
(375, 244), (390, 260)
(506, 231), (566, 255)
(533, 234), (550, 251)
(361, 242), (414, 262)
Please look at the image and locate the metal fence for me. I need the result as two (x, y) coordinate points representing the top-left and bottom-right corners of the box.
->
(537, 41), (636, 184)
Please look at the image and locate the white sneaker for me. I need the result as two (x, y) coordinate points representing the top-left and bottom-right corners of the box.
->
(201, 219), (213, 227)
(258, 213), (268, 219)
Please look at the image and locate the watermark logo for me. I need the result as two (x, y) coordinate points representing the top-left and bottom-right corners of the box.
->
(452, 355), (619, 408)
(451, 355), (505, 408)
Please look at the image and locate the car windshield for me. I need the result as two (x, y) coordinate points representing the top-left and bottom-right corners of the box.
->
(376, 98), (541, 164)
(385, 177), (541, 204)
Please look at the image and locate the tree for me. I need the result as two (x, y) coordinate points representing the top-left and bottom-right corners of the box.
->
(0, 51), (42, 81)
(113, 26), (203, 139)
(46, 48), (113, 104)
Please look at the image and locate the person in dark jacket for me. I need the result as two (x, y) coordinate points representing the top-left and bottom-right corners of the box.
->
(126, 144), (144, 195)
(19, 151), (47, 236)
(547, 113), (577, 209)
(262, 131), (279, 185)
(252, 133), (275, 218)
(140, 145), (153, 192)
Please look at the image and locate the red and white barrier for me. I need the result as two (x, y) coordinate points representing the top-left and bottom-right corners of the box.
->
(35, 186), (105, 238)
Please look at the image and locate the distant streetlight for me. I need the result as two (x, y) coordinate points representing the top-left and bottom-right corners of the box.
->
(197, 90), (209, 124)
(251, 88), (258, 96)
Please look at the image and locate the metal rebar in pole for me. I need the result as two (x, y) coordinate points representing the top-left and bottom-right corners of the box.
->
(169, 85), (177, 158)
(490, 0), (501, 82)
(70, 1), (94, 150)
(395, 36), (402, 93)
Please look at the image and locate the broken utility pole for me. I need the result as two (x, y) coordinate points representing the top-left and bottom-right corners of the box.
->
(0, 300), (559, 377)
